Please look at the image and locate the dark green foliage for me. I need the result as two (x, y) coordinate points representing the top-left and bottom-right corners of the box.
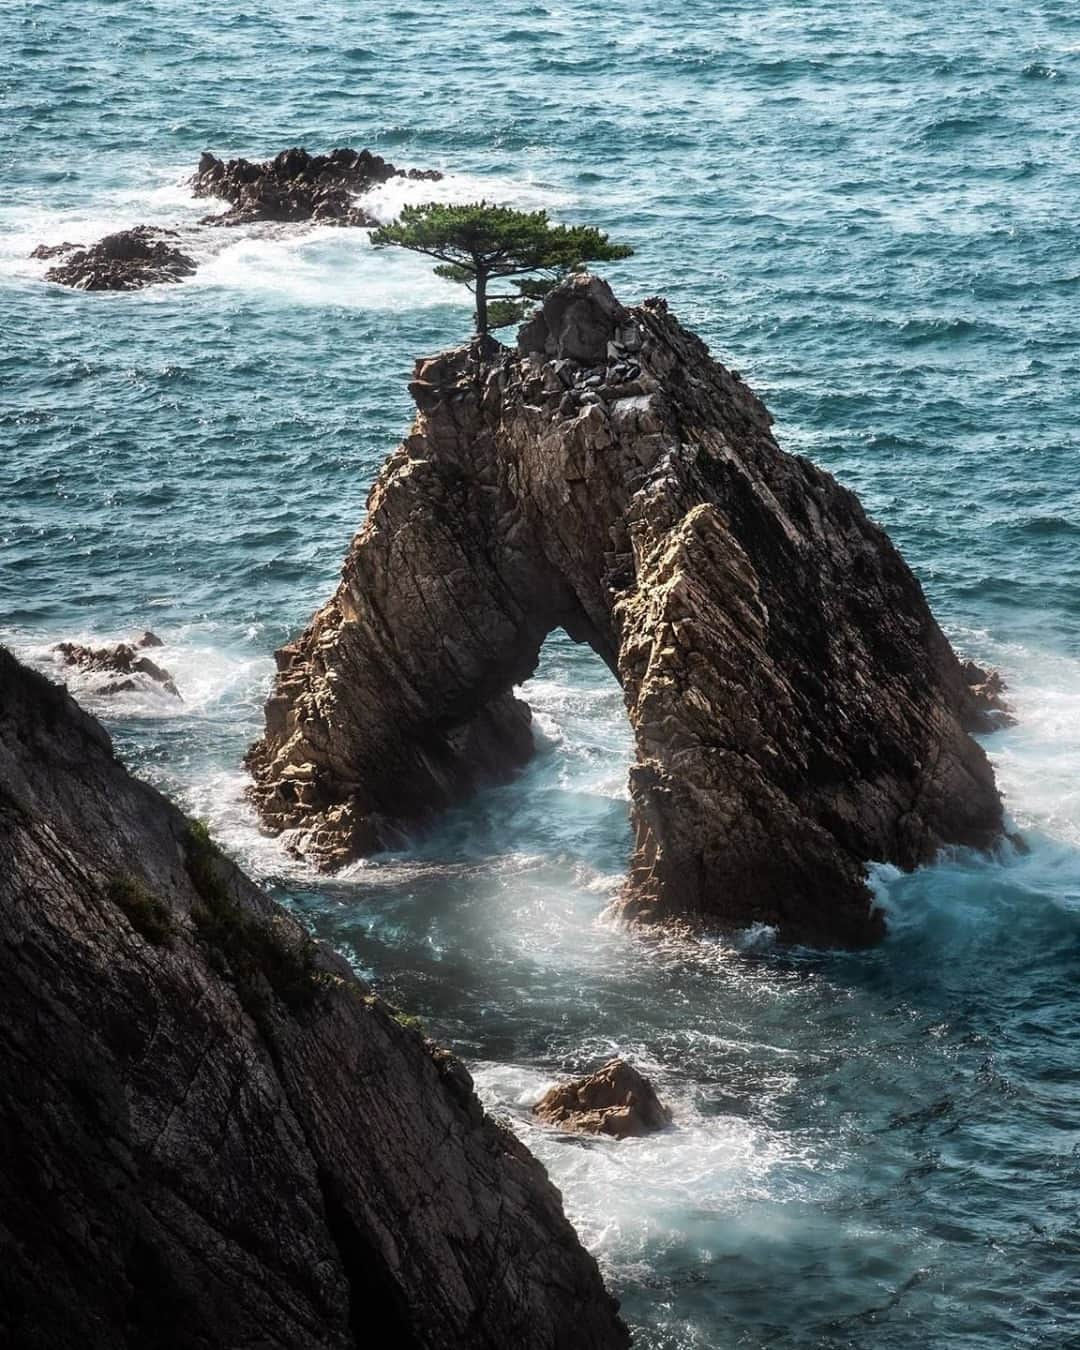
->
(371, 201), (633, 337)
(185, 822), (319, 1014)
(106, 875), (174, 946)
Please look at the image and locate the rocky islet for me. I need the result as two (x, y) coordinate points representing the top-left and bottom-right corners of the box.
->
(247, 273), (1005, 948)
(33, 146), (441, 290)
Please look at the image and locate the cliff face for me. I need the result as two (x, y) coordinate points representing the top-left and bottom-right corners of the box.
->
(247, 275), (1002, 947)
(0, 648), (628, 1350)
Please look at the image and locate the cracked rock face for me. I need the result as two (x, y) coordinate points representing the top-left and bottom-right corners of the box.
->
(247, 273), (1003, 947)
(190, 146), (442, 227)
(0, 647), (628, 1350)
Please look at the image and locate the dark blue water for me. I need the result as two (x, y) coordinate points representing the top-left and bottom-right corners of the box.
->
(4, 3), (1079, 1345)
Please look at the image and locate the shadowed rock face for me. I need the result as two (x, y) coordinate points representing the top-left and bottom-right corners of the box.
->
(247, 274), (1003, 947)
(191, 147), (442, 227)
(0, 647), (628, 1350)
(38, 226), (196, 291)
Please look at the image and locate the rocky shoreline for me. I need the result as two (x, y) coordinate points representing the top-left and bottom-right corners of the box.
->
(0, 645), (629, 1349)
(247, 274), (1005, 948)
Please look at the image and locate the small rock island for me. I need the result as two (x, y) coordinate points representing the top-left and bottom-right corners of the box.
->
(248, 274), (1003, 947)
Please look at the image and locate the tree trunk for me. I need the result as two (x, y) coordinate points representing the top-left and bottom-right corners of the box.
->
(474, 267), (489, 337)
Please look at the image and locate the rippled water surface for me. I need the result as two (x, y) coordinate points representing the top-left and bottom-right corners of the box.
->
(4, 3), (1080, 1346)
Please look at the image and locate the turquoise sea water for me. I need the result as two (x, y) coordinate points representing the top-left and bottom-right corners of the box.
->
(4, 3), (1080, 1345)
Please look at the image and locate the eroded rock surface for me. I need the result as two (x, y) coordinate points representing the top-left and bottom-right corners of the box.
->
(191, 146), (442, 227)
(247, 274), (1003, 947)
(534, 1060), (673, 1139)
(54, 634), (181, 699)
(39, 226), (196, 291)
(0, 647), (627, 1350)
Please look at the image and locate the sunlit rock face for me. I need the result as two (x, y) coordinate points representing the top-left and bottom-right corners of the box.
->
(247, 274), (1003, 948)
(0, 647), (629, 1350)
(534, 1059), (673, 1139)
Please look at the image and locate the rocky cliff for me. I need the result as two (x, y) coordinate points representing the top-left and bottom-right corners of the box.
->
(0, 647), (628, 1350)
(247, 275), (1003, 947)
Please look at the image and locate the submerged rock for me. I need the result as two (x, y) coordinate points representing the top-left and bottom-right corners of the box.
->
(247, 274), (1004, 947)
(534, 1060), (673, 1139)
(191, 146), (442, 227)
(38, 225), (197, 291)
(0, 646), (628, 1350)
(54, 635), (181, 699)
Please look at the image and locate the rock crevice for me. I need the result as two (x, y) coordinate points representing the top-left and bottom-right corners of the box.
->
(248, 275), (1003, 947)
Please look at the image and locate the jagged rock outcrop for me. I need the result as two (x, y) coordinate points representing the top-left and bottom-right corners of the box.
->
(534, 1061), (673, 1139)
(30, 241), (82, 260)
(38, 226), (196, 291)
(54, 633), (181, 699)
(0, 647), (628, 1350)
(191, 147), (442, 227)
(960, 660), (1015, 729)
(247, 274), (1003, 947)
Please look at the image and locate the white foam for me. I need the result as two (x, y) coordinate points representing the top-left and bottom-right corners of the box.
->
(11, 629), (268, 723)
(188, 225), (461, 310)
(363, 169), (577, 225)
(470, 1056), (794, 1270)
(0, 164), (205, 281)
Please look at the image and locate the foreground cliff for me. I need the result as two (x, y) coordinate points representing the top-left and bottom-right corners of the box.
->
(248, 275), (1003, 947)
(0, 648), (627, 1350)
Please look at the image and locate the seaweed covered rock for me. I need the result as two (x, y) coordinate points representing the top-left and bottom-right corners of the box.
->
(191, 146), (442, 227)
(38, 226), (196, 290)
(247, 274), (1004, 947)
(0, 647), (628, 1350)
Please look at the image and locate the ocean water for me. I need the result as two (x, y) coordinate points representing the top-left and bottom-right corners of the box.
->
(4, 2), (1080, 1345)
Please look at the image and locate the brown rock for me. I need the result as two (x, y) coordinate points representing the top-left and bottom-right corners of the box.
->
(959, 660), (1016, 729)
(191, 146), (442, 228)
(246, 273), (1004, 948)
(534, 1060), (673, 1139)
(54, 638), (182, 699)
(40, 226), (196, 291)
(0, 647), (629, 1350)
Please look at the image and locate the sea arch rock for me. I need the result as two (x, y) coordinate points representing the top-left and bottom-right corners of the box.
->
(247, 275), (1002, 947)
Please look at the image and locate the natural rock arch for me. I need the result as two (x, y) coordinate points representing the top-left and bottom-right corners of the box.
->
(247, 275), (1002, 947)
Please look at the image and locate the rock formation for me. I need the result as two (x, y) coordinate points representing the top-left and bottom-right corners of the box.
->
(191, 147), (442, 227)
(34, 148), (443, 290)
(534, 1060), (672, 1139)
(960, 660), (1015, 729)
(0, 646), (628, 1350)
(29, 241), (82, 260)
(247, 274), (1004, 947)
(38, 226), (196, 291)
(54, 633), (181, 699)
